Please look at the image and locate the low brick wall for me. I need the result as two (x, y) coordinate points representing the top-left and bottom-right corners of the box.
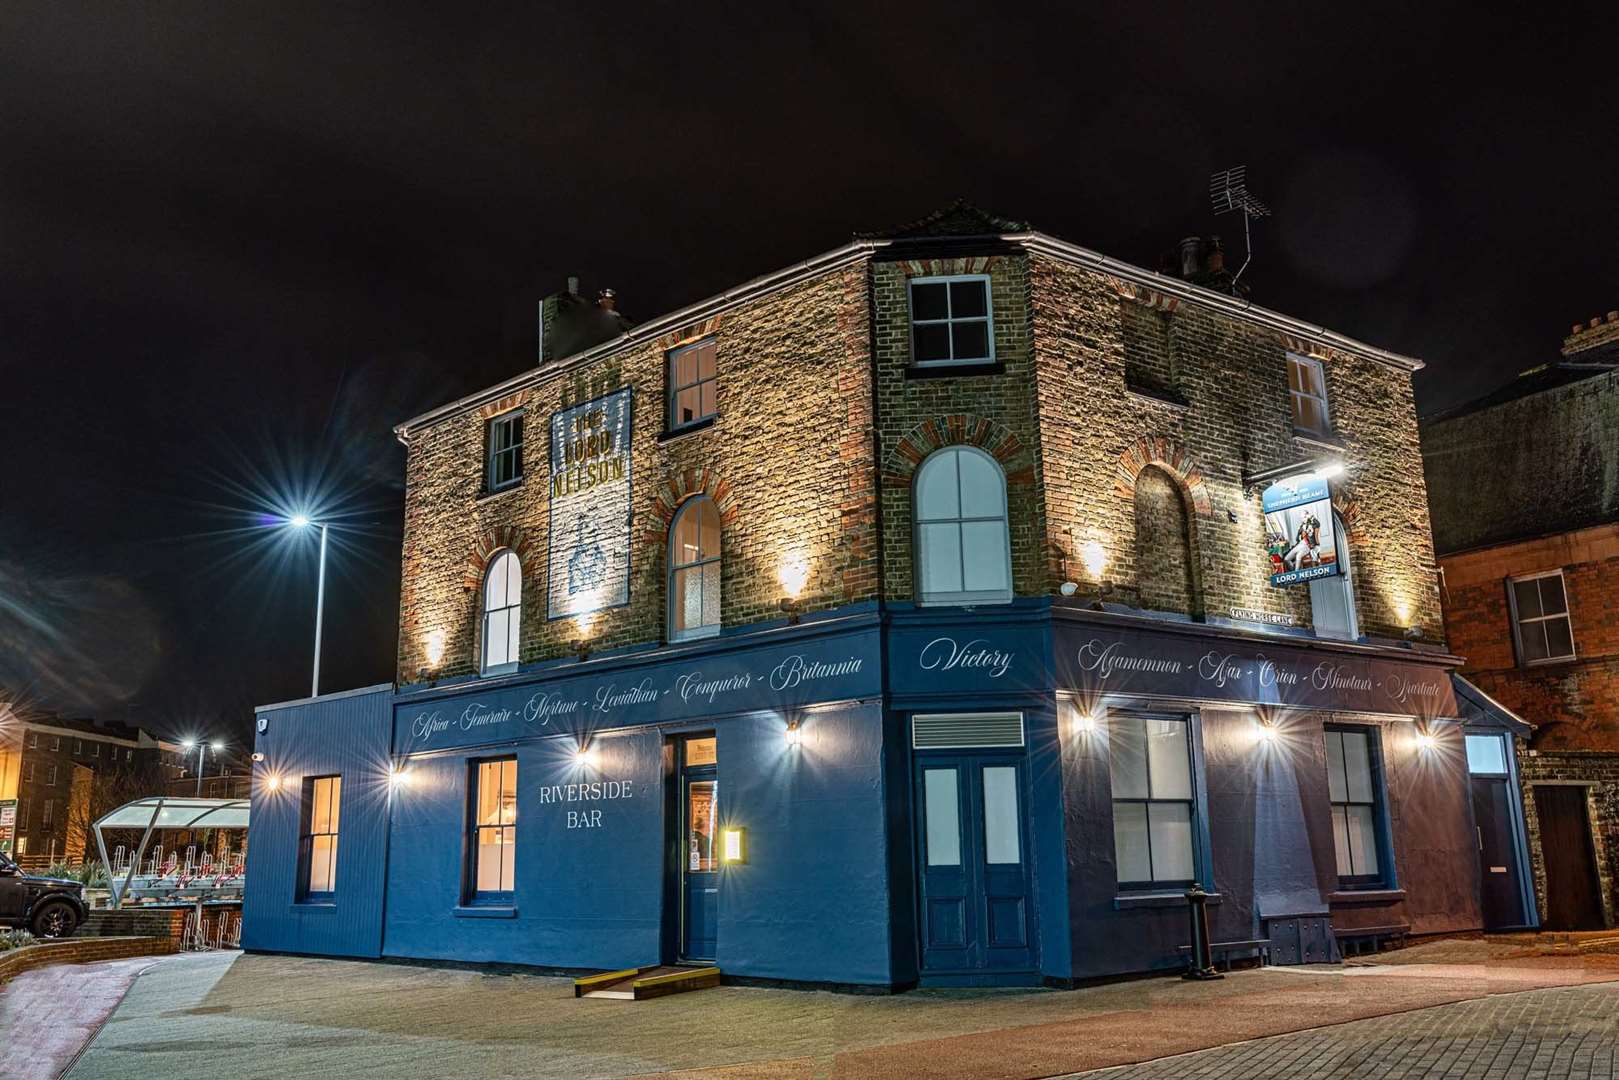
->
(82, 908), (188, 941)
(0, 936), (177, 985)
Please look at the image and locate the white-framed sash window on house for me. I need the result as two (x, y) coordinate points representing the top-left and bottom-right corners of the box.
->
(470, 758), (517, 902)
(1108, 714), (1197, 889)
(667, 338), (718, 430)
(914, 446), (1012, 605)
(1287, 353), (1331, 437)
(669, 496), (722, 641)
(485, 409), (524, 492)
(298, 775), (341, 901)
(1324, 726), (1387, 887)
(481, 550), (523, 674)
(908, 275), (994, 367)
(1507, 569), (1576, 665)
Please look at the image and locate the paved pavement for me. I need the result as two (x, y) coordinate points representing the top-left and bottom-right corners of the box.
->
(30, 940), (1619, 1080)
(1075, 983), (1619, 1079)
(0, 954), (177, 1080)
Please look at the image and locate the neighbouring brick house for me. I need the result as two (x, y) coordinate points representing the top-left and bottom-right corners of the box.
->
(247, 204), (1529, 989)
(0, 705), (184, 868)
(1422, 312), (1619, 931)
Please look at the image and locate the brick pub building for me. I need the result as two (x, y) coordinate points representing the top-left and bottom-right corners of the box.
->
(1423, 313), (1619, 931)
(243, 205), (1530, 988)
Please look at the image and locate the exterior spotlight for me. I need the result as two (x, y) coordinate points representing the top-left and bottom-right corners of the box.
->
(777, 597), (804, 625)
(785, 721), (803, 748)
(574, 743), (599, 768)
(1059, 581), (1079, 597)
(1080, 539), (1109, 579)
(1404, 625), (1423, 640)
(1254, 721), (1280, 744)
(388, 766), (413, 788)
(288, 514), (312, 528)
(424, 630), (446, 668)
(722, 827), (748, 865)
(1415, 730), (1438, 752)
(263, 774), (281, 792)
(1314, 462), (1346, 480)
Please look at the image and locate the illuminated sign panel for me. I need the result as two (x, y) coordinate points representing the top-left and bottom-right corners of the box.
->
(1261, 473), (1341, 587)
(548, 387), (633, 619)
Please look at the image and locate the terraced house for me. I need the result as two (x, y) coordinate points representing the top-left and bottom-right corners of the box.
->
(244, 205), (1534, 989)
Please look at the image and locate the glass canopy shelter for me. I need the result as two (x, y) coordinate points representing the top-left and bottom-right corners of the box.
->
(92, 797), (251, 909)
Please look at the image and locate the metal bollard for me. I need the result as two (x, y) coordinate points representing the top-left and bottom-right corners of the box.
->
(1183, 884), (1224, 981)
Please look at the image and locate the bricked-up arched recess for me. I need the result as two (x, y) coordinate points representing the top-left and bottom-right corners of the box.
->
(462, 526), (535, 592)
(1134, 465), (1204, 617)
(881, 414), (1035, 489)
(1331, 495), (1368, 547)
(1112, 436), (1212, 516)
(642, 467), (741, 552)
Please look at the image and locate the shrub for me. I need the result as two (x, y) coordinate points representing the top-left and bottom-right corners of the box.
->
(0, 929), (35, 952)
(43, 861), (109, 887)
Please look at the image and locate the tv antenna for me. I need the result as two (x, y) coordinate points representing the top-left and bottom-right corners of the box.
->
(1209, 166), (1270, 285)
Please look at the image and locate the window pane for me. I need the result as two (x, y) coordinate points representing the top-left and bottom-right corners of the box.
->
(1324, 731), (1348, 803)
(1331, 806), (1352, 877)
(1112, 802), (1151, 883)
(1146, 720), (1192, 800)
(699, 562), (721, 629)
(1148, 802), (1194, 881)
(685, 737), (717, 766)
(916, 455), (961, 521)
(696, 341), (716, 380)
(309, 834), (335, 893)
(1342, 731), (1374, 803)
(688, 780), (717, 872)
(1520, 620), (1550, 663)
(1512, 578), (1543, 619)
(699, 379), (717, 419)
(501, 760), (518, 824)
(1288, 359), (1306, 393)
(507, 605), (522, 661)
(1294, 395), (1324, 433)
(477, 831), (504, 893)
(674, 347), (699, 387)
(1538, 576), (1568, 615)
(960, 521), (1010, 593)
(919, 523), (963, 596)
(949, 279), (987, 317)
(697, 500), (720, 560)
(1347, 804), (1379, 877)
(1109, 717), (1149, 799)
(1545, 616), (1574, 660)
(911, 282), (949, 321)
(914, 323), (952, 363)
(982, 766), (1021, 865)
(485, 609), (510, 666)
(951, 321), (989, 361)
(501, 827), (516, 891)
(486, 555), (508, 611)
(924, 769), (961, 867)
(478, 763), (501, 826)
(501, 554), (522, 605)
(674, 566), (703, 633)
(1466, 735), (1508, 775)
(326, 780), (341, 835)
(675, 386), (702, 425)
(957, 451), (1004, 518)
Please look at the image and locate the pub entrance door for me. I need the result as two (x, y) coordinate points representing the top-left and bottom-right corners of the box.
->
(913, 741), (1036, 980)
(676, 735), (719, 962)
(1533, 784), (1605, 931)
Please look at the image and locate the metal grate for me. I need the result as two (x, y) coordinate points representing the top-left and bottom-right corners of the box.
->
(912, 713), (1025, 750)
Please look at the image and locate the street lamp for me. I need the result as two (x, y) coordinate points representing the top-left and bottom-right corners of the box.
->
(181, 739), (226, 797)
(285, 515), (329, 698)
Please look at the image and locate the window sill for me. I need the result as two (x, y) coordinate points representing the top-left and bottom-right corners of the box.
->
(1291, 430), (1344, 452)
(477, 482), (524, 505)
(1113, 891), (1223, 910)
(659, 416), (717, 444)
(905, 361), (1004, 380)
(480, 662), (519, 678)
(453, 905), (518, 919)
(1126, 385), (1190, 410)
(1329, 889), (1406, 905)
(1520, 656), (1578, 669)
(290, 902), (337, 913)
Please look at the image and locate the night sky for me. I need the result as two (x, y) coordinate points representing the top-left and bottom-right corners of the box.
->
(3, 4), (1616, 744)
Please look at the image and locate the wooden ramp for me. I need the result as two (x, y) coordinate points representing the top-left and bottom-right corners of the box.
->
(574, 965), (721, 1000)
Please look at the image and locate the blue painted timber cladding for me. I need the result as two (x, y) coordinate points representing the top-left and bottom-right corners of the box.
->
(242, 684), (394, 959)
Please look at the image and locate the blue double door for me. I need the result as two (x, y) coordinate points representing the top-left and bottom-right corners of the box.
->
(914, 753), (1036, 978)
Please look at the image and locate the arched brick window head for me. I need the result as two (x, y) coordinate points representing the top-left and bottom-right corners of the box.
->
(669, 497), (722, 641)
(482, 550), (522, 674)
(1133, 465), (1203, 618)
(915, 446), (1013, 605)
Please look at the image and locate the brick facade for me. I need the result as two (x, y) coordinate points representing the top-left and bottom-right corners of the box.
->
(1517, 751), (1619, 929)
(396, 219), (1443, 685)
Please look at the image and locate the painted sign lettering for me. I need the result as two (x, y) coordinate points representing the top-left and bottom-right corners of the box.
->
(548, 387), (633, 620)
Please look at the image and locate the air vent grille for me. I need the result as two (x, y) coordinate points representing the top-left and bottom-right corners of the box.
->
(912, 713), (1025, 750)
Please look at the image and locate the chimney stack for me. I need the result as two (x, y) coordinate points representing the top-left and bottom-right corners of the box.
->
(597, 288), (617, 312)
(1562, 309), (1619, 358)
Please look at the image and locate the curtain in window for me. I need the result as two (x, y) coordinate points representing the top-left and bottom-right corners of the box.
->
(669, 497), (721, 639)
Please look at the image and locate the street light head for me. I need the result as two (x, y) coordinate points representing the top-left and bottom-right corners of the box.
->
(288, 514), (312, 528)
(181, 739), (197, 750)
(210, 741), (224, 751)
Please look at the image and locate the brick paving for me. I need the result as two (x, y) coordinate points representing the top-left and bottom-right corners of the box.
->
(1076, 983), (1619, 1079)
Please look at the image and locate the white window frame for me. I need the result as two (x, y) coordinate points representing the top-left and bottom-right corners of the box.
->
(480, 550), (523, 675)
(914, 446), (1013, 606)
(1107, 712), (1200, 890)
(1287, 353), (1332, 437)
(46, 764), (57, 786)
(668, 496), (722, 642)
(485, 409), (524, 492)
(1507, 569), (1577, 666)
(21, 761), (33, 784)
(907, 274), (995, 368)
(666, 338), (718, 431)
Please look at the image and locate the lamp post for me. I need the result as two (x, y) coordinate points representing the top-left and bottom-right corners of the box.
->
(182, 740), (225, 797)
(287, 515), (329, 698)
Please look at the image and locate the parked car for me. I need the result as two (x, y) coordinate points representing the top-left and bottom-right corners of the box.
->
(0, 851), (86, 937)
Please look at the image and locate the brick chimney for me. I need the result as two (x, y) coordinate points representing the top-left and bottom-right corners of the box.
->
(538, 279), (633, 365)
(1562, 310), (1619, 358)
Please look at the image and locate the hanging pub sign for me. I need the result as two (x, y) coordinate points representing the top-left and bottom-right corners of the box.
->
(548, 387), (633, 620)
(1261, 473), (1340, 587)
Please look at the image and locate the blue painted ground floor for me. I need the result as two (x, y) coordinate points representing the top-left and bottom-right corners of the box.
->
(243, 601), (1538, 988)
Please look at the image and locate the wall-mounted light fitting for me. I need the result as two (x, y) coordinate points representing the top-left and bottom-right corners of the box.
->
(1241, 456), (1346, 497)
(785, 720), (803, 748)
(722, 827), (747, 864)
(573, 742), (599, 769)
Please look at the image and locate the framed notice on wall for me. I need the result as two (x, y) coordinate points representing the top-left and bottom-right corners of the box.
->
(1261, 473), (1341, 587)
(548, 387), (634, 619)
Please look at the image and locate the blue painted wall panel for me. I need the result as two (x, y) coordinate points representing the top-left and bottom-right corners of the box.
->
(242, 686), (394, 959)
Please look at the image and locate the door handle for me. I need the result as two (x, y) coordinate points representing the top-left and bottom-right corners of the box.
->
(1477, 827), (1483, 853)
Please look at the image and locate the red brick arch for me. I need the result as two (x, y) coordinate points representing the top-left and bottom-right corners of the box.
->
(462, 525), (535, 592)
(1113, 435), (1212, 517)
(881, 414), (1034, 488)
(1331, 496), (1367, 546)
(642, 467), (740, 551)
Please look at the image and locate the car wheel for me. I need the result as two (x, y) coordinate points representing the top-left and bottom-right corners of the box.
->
(30, 899), (79, 939)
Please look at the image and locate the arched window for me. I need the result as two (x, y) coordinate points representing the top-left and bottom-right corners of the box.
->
(1133, 465), (1202, 617)
(915, 446), (1012, 604)
(482, 550), (522, 673)
(1310, 513), (1359, 640)
(669, 497), (721, 640)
